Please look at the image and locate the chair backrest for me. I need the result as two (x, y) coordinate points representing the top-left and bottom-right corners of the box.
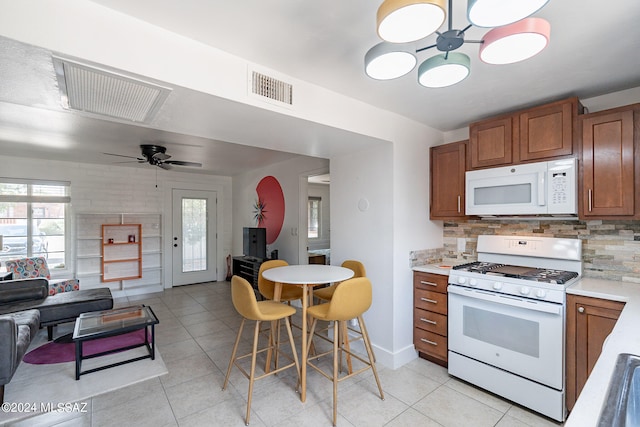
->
(341, 260), (366, 278)
(258, 259), (289, 300)
(231, 275), (263, 321)
(325, 277), (372, 321)
(4, 257), (51, 280)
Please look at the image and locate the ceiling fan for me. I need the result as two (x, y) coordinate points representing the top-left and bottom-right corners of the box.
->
(104, 144), (202, 170)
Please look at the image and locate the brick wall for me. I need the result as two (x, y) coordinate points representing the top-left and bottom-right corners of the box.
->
(411, 220), (640, 283)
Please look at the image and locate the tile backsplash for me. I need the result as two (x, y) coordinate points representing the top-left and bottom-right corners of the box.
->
(412, 219), (640, 283)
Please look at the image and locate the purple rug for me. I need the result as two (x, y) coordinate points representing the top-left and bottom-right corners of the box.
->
(23, 329), (148, 365)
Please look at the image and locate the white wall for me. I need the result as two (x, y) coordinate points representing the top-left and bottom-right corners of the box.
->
(232, 156), (329, 265)
(0, 155), (232, 290)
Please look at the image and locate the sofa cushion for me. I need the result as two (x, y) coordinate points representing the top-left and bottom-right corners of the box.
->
(0, 278), (48, 308)
(37, 288), (113, 325)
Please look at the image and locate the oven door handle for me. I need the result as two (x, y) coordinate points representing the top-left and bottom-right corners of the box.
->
(448, 285), (561, 315)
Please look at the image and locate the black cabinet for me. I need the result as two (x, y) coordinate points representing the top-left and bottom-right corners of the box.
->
(232, 256), (265, 290)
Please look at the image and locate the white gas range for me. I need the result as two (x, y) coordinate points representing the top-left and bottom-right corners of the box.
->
(447, 235), (582, 422)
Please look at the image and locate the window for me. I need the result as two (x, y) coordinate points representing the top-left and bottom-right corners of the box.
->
(0, 179), (70, 270)
(308, 197), (321, 239)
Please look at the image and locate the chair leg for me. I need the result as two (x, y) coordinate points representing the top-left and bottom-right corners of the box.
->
(283, 316), (301, 390)
(223, 318), (245, 390)
(358, 315), (384, 401)
(341, 321), (353, 374)
(332, 320), (340, 426)
(0, 384), (4, 405)
(245, 320), (261, 425)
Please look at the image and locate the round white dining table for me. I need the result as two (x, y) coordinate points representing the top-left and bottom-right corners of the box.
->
(261, 264), (354, 402)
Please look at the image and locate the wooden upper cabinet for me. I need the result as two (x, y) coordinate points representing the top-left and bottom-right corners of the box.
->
(469, 116), (514, 168)
(579, 104), (639, 219)
(518, 97), (580, 161)
(430, 140), (467, 219)
(469, 97), (582, 169)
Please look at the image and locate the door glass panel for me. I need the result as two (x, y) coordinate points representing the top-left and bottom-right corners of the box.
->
(463, 306), (539, 357)
(474, 183), (532, 205)
(181, 198), (207, 273)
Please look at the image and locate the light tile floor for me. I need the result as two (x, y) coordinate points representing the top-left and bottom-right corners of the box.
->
(13, 281), (564, 427)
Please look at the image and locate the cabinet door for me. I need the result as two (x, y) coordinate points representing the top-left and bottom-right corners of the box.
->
(580, 108), (637, 218)
(566, 294), (625, 411)
(519, 98), (576, 162)
(430, 141), (467, 219)
(469, 117), (514, 168)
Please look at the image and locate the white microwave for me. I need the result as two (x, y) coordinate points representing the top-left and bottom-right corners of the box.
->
(465, 158), (577, 216)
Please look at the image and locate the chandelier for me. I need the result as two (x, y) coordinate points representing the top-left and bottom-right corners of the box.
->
(365, 0), (551, 88)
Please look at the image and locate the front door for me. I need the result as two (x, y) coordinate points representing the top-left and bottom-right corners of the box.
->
(171, 189), (217, 286)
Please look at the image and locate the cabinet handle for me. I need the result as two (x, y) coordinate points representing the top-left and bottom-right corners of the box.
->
(457, 195), (461, 213)
(420, 338), (438, 346)
(578, 306), (585, 313)
(420, 318), (437, 325)
(420, 280), (438, 287)
(420, 297), (438, 304)
(588, 189), (593, 212)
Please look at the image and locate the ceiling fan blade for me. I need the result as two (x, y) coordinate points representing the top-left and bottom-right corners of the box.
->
(152, 152), (171, 161)
(103, 152), (144, 160)
(111, 160), (144, 164)
(164, 160), (202, 167)
(157, 163), (172, 170)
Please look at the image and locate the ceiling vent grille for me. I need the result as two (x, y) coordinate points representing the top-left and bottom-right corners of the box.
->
(250, 71), (293, 106)
(52, 56), (171, 123)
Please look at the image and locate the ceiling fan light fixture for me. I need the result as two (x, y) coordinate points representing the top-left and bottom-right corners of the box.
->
(467, 0), (550, 28)
(365, 42), (417, 80)
(480, 17), (550, 65)
(377, 0), (446, 43)
(418, 52), (470, 88)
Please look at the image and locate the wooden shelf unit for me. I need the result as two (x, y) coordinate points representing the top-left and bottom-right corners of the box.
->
(101, 224), (142, 282)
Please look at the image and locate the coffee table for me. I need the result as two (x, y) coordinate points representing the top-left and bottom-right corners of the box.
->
(72, 305), (159, 380)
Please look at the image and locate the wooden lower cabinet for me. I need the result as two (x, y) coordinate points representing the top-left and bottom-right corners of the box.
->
(413, 271), (448, 366)
(566, 294), (625, 411)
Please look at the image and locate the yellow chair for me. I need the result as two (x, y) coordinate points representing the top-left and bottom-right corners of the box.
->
(306, 277), (384, 426)
(258, 259), (304, 302)
(222, 276), (300, 426)
(313, 260), (367, 372)
(313, 260), (366, 302)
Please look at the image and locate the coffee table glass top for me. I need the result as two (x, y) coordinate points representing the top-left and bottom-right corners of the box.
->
(73, 305), (158, 339)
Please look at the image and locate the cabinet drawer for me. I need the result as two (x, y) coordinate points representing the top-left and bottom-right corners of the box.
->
(414, 328), (447, 360)
(414, 308), (447, 336)
(415, 289), (447, 315)
(413, 272), (448, 293)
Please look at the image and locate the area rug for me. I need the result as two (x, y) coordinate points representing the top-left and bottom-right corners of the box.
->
(0, 328), (168, 425)
(24, 329), (148, 364)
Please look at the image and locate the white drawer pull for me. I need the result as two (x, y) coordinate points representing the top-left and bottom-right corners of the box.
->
(420, 297), (438, 304)
(420, 280), (438, 287)
(420, 338), (438, 346)
(420, 318), (437, 325)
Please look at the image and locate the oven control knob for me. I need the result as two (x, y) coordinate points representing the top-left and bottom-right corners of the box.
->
(520, 286), (530, 295)
(469, 278), (477, 286)
(457, 276), (467, 284)
(492, 282), (502, 290)
(535, 289), (547, 299)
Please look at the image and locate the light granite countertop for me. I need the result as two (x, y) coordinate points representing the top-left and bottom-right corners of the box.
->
(412, 263), (453, 275)
(565, 277), (640, 426)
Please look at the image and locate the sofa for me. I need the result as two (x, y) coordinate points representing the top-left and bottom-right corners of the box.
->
(0, 278), (113, 403)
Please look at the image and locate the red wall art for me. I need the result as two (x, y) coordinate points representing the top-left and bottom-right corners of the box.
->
(254, 176), (285, 245)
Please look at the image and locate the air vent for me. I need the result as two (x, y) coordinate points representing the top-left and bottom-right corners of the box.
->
(250, 71), (293, 106)
(52, 56), (171, 123)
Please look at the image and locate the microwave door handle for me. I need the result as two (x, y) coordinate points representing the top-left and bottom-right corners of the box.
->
(538, 172), (546, 206)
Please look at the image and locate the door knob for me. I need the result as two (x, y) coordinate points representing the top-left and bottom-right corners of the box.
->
(578, 306), (585, 313)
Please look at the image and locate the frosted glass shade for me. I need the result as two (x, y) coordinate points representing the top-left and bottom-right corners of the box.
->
(365, 42), (417, 80)
(468, 0), (550, 28)
(377, 0), (446, 43)
(480, 18), (550, 65)
(418, 53), (470, 88)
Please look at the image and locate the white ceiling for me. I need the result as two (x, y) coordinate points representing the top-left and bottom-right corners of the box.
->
(1, 0), (639, 175)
